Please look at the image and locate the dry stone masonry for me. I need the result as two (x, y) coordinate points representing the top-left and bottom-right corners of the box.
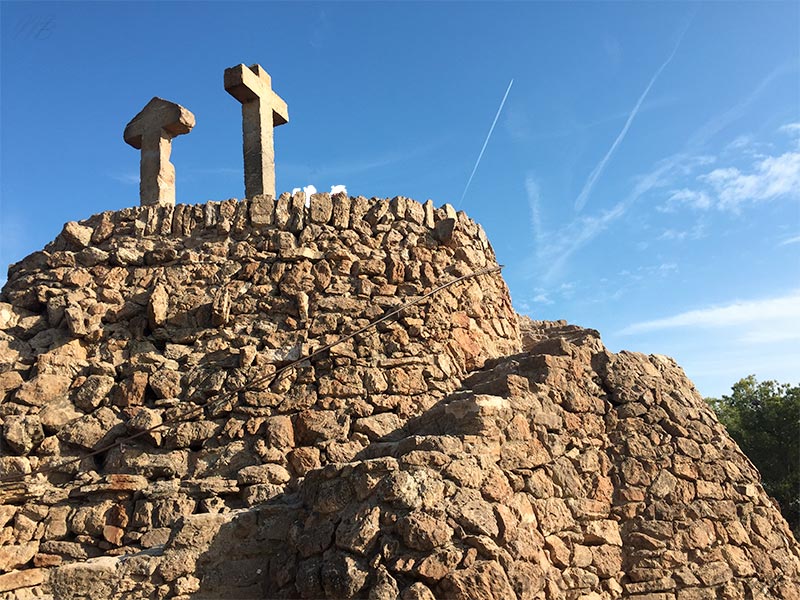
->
(0, 193), (526, 598)
(0, 193), (798, 599)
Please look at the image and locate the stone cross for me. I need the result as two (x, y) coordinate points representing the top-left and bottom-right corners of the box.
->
(224, 64), (289, 199)
(124, 97), (195, 207)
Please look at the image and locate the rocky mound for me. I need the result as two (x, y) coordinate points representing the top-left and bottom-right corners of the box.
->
(0, 195), (798, 599)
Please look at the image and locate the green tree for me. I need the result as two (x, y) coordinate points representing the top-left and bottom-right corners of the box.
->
(707, 376), (800, 538)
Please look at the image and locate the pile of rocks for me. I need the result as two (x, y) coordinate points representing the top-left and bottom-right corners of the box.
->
(1, 194), (798, 599)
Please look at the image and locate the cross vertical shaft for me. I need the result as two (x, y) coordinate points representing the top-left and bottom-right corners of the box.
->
(139, 130), (175, 206)
(242, 100), (274, 200)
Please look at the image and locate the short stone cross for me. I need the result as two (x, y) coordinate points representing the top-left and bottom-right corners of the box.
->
(124, 97), (195, 207)
(224, 64), (289, 199)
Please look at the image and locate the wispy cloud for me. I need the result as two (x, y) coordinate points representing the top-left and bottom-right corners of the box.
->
(701, 151), (800, 211)
(524, 173), (543, 252)
(619, 289), (800, 337)
(779, 234), (800, 246)
(726, 135), (753, 151)
(505, 97), (678, 143)
(657, 222), (706, 242)
(520, 52), (795, 285)
(574, 21), (690, 212)
(780, 122), (800, 150)
(660, 188), (712, 212)
(616, 262), (680, 283)
(688, 62), (796, 149)
(656, 143), (800, 214)
(532, 292), (553, 305)
(532, 150), (718, 282)
(536, 152), (689, 282)
(460, 79), (514, 205)
(109, 172), (139, 185)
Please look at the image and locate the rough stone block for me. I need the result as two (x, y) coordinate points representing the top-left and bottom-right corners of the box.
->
(309, 193), (333, 224)
(61, 221), (93, 249)
(0, 567), (46, 593)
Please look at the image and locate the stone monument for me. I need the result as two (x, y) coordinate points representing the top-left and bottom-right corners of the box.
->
(123, 97), (195, 207)
(224, 63), (289, 200)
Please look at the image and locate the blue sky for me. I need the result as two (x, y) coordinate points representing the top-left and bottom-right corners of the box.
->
(1, 2), (798, 397)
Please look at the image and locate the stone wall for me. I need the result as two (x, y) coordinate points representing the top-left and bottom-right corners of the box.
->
(1, 194), (798, 599)
(0, 193), (519, 596)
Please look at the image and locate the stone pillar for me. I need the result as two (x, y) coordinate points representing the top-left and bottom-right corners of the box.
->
(124, 97), (195, 207)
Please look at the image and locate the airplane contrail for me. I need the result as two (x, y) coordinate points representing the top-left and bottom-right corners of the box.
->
(574, 22), (690, 212)
(460, 79), (514, 205)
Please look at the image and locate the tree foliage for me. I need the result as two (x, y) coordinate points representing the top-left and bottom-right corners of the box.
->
(707, 375), (800, 537)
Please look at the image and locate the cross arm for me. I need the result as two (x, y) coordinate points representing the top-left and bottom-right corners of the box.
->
(224, 64), (264, 103)
(225, 64), (289, 125)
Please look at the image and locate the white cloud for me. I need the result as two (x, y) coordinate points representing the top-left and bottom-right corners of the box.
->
(658, 229), (686, 241)
(655, 263), (679, 275)
(661, 150), (800, 214)
(657, 222), (706, 242)
(779, 122), (800, 134)
(515, 299), (532, 314)
(520, 67), (794, 284)
(687, 63), (794, 149)
(291, 185), (318, 207)
(779, 234), (800, 246)
(542, 202), (629, 282)
(524, 174), (542, 249)
(701, 152), (800, 210)
(535, 151), (692, 282)
(726, 135), (753, 150)
(292, 184), (346, 205)
(739, 328), (800, 344)
(660, 188), (712, 211)
(619, 289), (800, 336)
(110, 172), (139, 185)
(616, 262), (679, 283)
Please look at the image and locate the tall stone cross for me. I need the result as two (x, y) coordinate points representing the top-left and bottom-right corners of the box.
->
(224, 64), (289, 199)
(124, 97), (195, 207)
